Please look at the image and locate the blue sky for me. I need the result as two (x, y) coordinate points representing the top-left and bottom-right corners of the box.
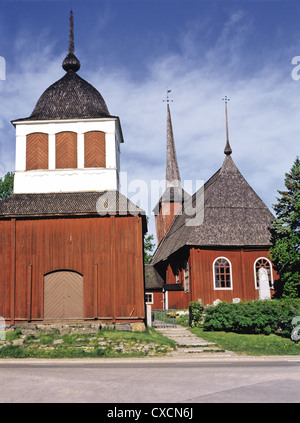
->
(0, 0), (299, 241)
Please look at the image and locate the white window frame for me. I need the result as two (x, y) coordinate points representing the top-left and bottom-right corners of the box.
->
(183, 261), (190, 293)
(254, 257), (274, 289)
(213, 257), (233, 290)
(145, 292), (154, 305)
(175, 265), (180, 284)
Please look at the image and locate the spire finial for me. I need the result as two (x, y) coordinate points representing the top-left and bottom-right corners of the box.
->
(69, 10), (75, 54)
(62, 11), (81, 72)
(222, 96), (232, 156)
(163, 89), (173, 105)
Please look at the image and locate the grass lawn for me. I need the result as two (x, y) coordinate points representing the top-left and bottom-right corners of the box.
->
(190, 327), (300, 356)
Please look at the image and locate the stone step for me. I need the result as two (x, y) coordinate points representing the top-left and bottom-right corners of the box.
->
(155, 325), (236, 357)
(156, 327), (216, 348)
(178, 347), (224, 353)
(174, 341), (215, 347)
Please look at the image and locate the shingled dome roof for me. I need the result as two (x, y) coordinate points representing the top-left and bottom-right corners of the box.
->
(29, 71), (110, 120)
(19, 12), (110, 121)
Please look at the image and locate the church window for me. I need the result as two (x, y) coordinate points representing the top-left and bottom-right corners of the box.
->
(254, 258), (273, 289)
(183, 260), (190, 293)
(55, 132), (77, 169)
(84, 131), (106, 168)
(26, 133), (49, 170)
(213, 257), (232, 289)
(145, 293), (153, 304)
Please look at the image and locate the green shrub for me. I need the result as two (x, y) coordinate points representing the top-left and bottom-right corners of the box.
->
(203, 299), (300, 338)
(189, 301), (205, 327)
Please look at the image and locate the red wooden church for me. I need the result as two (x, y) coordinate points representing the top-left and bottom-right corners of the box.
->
(0, 13), (146, 327)
(146, 99), (277, 309)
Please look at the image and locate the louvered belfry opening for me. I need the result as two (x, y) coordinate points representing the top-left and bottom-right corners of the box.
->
(84, 131), (106, 168)
(26, 133), (49, 170)
(44, 271), (84, 320)
(55, 132), (78, 169)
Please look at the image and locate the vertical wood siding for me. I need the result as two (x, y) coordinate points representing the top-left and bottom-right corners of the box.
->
(166, 247), (277, 307)
(55, 132), (77, 169)
(149, 292), (164, 309)
(0, 221), (12, 319)
(26, 133), (49, 170)
(0, 215), (145, 323)
(84, 131), (106, 168)
(155, 202), (182, 245)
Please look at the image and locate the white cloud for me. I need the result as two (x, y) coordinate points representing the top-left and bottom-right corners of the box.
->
(0, 11), (299, 243)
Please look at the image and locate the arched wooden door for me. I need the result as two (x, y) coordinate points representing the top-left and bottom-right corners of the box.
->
(44, 271), (84, 320)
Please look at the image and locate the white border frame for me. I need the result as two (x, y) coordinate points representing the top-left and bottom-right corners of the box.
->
(145, 292), (154, 305)
(183, 260), (190, 293)
(254, 257), (274, 289)
(213, 256), (233, 290)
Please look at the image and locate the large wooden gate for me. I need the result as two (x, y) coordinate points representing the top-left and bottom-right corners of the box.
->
(44, 271), (84, 320)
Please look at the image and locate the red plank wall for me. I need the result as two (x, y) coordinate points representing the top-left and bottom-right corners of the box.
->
(0, 215), (145, 324)
(165, 247), (277, 308)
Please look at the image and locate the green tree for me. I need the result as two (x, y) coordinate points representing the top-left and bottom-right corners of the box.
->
(0, 171), (14, 200)
(144, 217), (156, 264)
(270, 157), (300, 298)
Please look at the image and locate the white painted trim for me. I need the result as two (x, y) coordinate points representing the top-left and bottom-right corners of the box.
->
(164, 291), (169, 310)
(213, 256), (233, 290)
(77, 133), (85, 169)
(183, 261), (190, 293)
(48, 134), (56, 170)
(145, 292), (154, 305)
(254, 257), (274, 289)
(12, 117), (120, 125)
(13, 168), (118, 194)
(15, 135), (26, 171)
(13, 119), (122, 193)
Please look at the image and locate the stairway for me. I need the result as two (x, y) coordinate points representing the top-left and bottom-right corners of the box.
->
(156, 325), (233, 356)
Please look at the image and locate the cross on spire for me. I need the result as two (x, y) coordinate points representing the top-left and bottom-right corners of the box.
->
(222, 96), (232, 156)
(163, 89), (173, 104)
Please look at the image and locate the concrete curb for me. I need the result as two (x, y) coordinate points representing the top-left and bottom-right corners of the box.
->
(0, 354), (299, 365)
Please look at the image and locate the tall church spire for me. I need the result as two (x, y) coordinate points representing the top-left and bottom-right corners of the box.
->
(223, 96), (232, 156)
(165, 96), (181, 189)
(154, 92), (186, 244)
(62, 11), (81, 73)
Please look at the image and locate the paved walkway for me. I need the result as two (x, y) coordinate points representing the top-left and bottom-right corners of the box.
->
(155, 324), (237, 357)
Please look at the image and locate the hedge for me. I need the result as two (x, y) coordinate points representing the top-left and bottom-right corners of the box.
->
(189, 301), (205, 328)
(202, 299), (300, 337)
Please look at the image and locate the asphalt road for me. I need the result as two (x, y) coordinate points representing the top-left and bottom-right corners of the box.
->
(0, 357), (300, 404)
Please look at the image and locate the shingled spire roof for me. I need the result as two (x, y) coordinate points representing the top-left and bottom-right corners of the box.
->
(166, 103), (181, 189)
(154, 101), (189, 214)
(14, 12), (110, 122)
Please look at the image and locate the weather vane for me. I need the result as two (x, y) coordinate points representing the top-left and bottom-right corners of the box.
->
(163, 89), (173, 104)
